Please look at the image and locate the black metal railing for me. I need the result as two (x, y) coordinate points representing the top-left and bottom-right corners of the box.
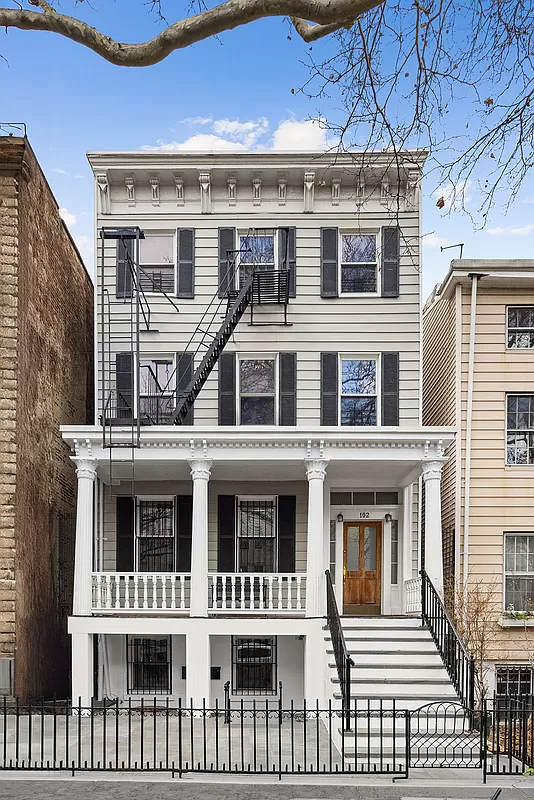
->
(325, 570), (354, 731)
(421, 569), (476, 712)
(484, 696), (534, 778)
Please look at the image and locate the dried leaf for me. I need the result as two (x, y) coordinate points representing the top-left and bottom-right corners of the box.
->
(436, 196), (445, 209)
(484, 97), (494, 106)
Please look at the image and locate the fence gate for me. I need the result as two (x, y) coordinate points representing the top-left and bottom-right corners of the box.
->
(409, 702), (483, 769)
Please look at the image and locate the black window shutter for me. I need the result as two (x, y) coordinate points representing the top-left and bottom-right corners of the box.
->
(279, 352), (297, 426)
(176, 228), (195, 298)
(116, 237), (133, 299)
(218, 228), (236, 297)
(217, 495), (236, 571)
(278, 496), (296, 572)
(176, 351), (194, 424)
(176, 495), (193, 571)
(115, 352), (133, 419)
(320, 352), (338, 425)
(278, 227), (296, 297)
(381, 227), (400, 298)
(218, 352), (236, 425)
(382, 352), (400, 425)
(321, 228), (338, 298)
(116, 496), (134, 571)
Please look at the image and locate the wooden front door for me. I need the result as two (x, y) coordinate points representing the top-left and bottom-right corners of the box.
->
(343, 522), (382, 615)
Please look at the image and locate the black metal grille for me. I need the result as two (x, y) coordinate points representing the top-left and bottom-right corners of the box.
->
(442, 525), (455, 587)
(127, 637), (171, 695)
(496, 666), (534, 698)
(238, 500), (276, 572)
(138, 266), (174, 294)
(232, 637), (277, 696)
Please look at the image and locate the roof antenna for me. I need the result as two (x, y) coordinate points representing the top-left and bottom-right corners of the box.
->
(440, 243), (464, 259)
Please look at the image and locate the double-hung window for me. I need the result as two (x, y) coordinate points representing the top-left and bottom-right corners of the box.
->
(139, 359), (175, 425)
(136, 498), (175, 572)
(238, 230), (275, 287)
(239, 358), (276, 425)
(505, 533), (534, 612)
(232, 637), (277, 695)
(127, 636), (171, 695)
(507, 307), (534, 348)
(237, 497), (277, 573)
(139, 235), (175, 294)
(341, 233), (378, 293)
(340, 358), (378, 426)
(506, 395), (534, 465)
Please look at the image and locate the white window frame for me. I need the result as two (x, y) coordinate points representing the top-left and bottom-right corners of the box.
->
(138, 232), (176, 295)
(503, 532), (534, 612)
(339, 354), (380, 427)
(135, 495), (176, 572)
(506, 305), (534, 349)
(339, 230), (380, 296)
(237, 354), (279, 426)
(135, 355), (176, 420)
(236, 495), (278, 573)
(505, 393), (534, 466)
(236, 229), (278, 289)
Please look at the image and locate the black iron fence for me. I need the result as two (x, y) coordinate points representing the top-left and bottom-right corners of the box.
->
(484, 696), (534, 778)
(325, 569), (354, 731)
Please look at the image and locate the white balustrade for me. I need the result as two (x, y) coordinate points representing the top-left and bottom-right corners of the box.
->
(208, 574), (306, 613)
(91, 573), (191, 613)
(405, 576), (422, 614)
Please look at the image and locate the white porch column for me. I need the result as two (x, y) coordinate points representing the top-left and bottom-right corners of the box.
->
(189, 459), (212, 617)
(71, 632), (93, 708)
(72, 457), (97, 616)
(421, 459), (446, 594)
(186, 631), (210, 707)
(305, 459), (329, 618)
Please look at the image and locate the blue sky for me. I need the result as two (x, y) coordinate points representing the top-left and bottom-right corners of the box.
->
(2, 3), (533, 298)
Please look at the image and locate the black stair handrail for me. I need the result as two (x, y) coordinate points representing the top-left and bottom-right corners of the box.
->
(421, 568), (476, 711)
(325, 570), (354, 731)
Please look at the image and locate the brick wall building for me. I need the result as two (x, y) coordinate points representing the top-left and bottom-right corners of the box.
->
(0, 135), (93, 700)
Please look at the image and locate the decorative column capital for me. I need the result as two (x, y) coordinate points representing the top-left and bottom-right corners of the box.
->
(420, 459), (446, 482)
(189, 459), (212, 481)
(304, 459), (329, 481)
(72, 458), (97, 481)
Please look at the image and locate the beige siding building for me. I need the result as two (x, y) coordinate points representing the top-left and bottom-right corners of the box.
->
(423, 260), (534, 696)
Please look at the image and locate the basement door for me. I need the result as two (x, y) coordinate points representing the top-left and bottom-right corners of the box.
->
(343, 522), (382, 615)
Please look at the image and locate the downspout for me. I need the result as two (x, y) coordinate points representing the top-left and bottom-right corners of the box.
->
(454, 284), (462, 582)
(463, 274), (483, 589)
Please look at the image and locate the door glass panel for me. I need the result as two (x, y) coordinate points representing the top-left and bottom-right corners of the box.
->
(346, 526), (360, 571)
(363, 526), (377, 571)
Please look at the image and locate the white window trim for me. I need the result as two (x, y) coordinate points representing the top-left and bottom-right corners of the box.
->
(505, 393), (534, 467)
(235, 229), (278, 289)
(237, 353), (279, 426)
(126, 634), (172, 696)
(138, 231), (176, 296)
(339, 230), (380, 297)
(236, 495), (278, 573)
(339, 354), (380, 427)
(506, 305), (534, 350)
(135, 495), (176, 572)
(503, 531), (534, 612)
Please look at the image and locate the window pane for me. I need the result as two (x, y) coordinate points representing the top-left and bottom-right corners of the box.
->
(238, 500), (275, 538)
(139, 500), (174, 537)
(238, 538), (275, 572)
(390, 520), (398, 585)
(342, 234), (376, 264)
(240, 235), (275, 265)
(352, 491), (375, 505)
(138, 538), (174, 572)
(240, 360), (275, 394)
(331, 491), (352, 505)
(140, 236), (174, 264)
(363, 526), (377, 570)
(241, 397), (275, 425)
(341, 359), (376, 395)
(330, 519), (336, 578)
(341, 265), (377, 293)
(341, 397), (377, 426)
(505, 576), (534, 611)
(377, 491), (399, 505)
(346, 526), (360, 571)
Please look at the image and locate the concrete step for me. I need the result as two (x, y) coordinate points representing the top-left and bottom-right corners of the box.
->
(325, 638), (439, 653)
(326, 650), (443, 665)
(340, 628), (433, 641)
(339, 617), (423, 628)
(333, 693), (460, 708)
(329, 664), (449, 680)
(332, 676), (456, 689)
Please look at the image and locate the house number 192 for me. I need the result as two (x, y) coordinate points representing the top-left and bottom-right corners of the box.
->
(359, 511), (370, 519)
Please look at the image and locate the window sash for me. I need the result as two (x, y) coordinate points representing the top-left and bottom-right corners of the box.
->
(508, 307), (534, 348)
(506, 395), (534, 464)
(238, 358), (277, 425)
(136, 499), (175, 572)
(127, 637), (171, 695)
(504, 533), (534, 611)
(340, 234), (377, 294)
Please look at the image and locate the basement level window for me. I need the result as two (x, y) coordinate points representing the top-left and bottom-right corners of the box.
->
(127, 636), (171, 695)
(232, 637), (277, 696)
(496, 665), (533, 697)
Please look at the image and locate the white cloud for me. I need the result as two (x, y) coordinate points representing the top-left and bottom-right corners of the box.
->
(422, 232), (449, 249)
(142, 134), (248, 152)
(59, 208), (76, 227)
(433, 179), (473, 211)
(180, 115), (213, 126)
(271, 118), (331, 151)
(74, 235), (94, 269)
(51, 168), (84, 179)
(212, 118), (268, 147)
(487, 223), (534, 236)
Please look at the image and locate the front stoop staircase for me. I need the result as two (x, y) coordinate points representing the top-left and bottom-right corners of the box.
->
(325, 617), (481, 768)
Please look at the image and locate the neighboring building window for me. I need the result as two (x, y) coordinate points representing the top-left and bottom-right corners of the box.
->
(506, 395), (534, 465)
(239, 230), (275, 286)
(127, 636), (171, 694)
(340, 358), (377, 425)
(232, 637), (277, 695)
(139, 359), (175, 424)
(340, 233), (377, 293)
(390, 520), (399, 585)
(139, 235), (175, 293)
(136, 499), (175, 571)
(496, 665), (533, 697)
(505, 533), (534, 612)
(507, 307), (534, 348)
(239, 358), (276, 425)
(237, 497), (277, 572)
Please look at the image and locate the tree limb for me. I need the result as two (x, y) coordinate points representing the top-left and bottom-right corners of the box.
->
(0, 0), (386, 67)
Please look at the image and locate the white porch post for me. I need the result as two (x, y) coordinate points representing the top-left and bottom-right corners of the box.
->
(71, 633), (93, 708)
(305, 459), (329, 618)
(186, 631), (210, 707)
(421, 459), (446, 594)
(72, 456), (97, 616)
(189, 459), (212, 617)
